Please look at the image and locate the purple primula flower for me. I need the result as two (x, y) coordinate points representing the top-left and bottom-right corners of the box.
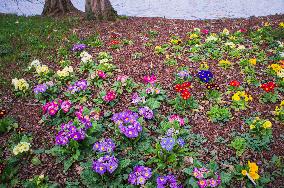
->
(208, 178), (218, 187)
(161, 137), (175, 151)
(177, 70), (190, 79)
(177, 138), (185, 147)
(92, 155), (118, 175)
(72, 44), (86, 52)
(55, 121), (86, 145)
(93, 138), (116, 153)
(139, 106), (154, 119)
(68, 80), (88, 94)
(112, 110), (142, 138)
(157, 174), (182, 188)
(55, 135), (69, 145)
(34, 83), (48, 94)
(128, 166), (152, 185)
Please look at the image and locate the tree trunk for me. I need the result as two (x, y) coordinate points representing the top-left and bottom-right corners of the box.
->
(85, 0), (117, 20)
(42, 0), (78, 16)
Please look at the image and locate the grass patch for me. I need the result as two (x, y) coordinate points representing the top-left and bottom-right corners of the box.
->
(0, 14), (79, 89)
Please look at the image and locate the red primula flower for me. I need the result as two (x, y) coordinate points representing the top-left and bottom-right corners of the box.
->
(175, 84), (182, 92)
(260, 81), (276, 92)
(109, 40), (120, 46)
(181, 90), (191, 100)
(229, 80), (240, 87)
(181, 82), (191, 89)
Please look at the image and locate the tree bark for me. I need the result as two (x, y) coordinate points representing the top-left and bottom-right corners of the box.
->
(42, 0), (78, 16)
(85, 0), (117, 20)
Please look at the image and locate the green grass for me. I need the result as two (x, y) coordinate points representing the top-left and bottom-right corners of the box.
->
(0, 14), (80, 89)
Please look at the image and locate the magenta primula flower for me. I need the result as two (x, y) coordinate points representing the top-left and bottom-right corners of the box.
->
(198, 179), (207, 188)
(103, 91), (116, 102)
(97, 70), (106, 79)
(168, 114), (185, 126)
(143, 75), (157, 84)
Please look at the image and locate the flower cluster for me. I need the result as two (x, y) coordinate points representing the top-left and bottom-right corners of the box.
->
(269, 62), (284, 78)
(131, 92), (145, 104)
(112, 110), (142, 138)
(145, 86), (161, 95)
(12, 78), (29, 92)
(117, 75), (129, 83)
(177, 70), (190, 79)
(43, 100), (71, 116)
(249, 58), (257, 66)
(72, 44), (86, 52)
(57, 66), (73, 78)
(205, 83), (220, 90)
(33, 83), (48, 94)
(93, 138), (115, 153)
(12, 142), (30, 155)
(249, 117), (272, 130)
(28, 59), (41, 70)
(143, 75), (157, 84)
(232, 91), (252, 102)
(275, 100), (284, 121)
(229, 80), (240, 87)
(128, 166), (152, 185)
(139, 106), (154, 119)
(160, 137), (185, 151)
(109, 40), (120, 46)
(55, 121), (86, 145)
(241, 161), (260, 180)
(197, 70), (213, 83)
(218, 59), (231, 68)
(92, 155), (119, 175)
(193, 167), (221, 188)
(103, 90), (116, 102)
(175, 82), (192, 100)
(168, 114), (185, 126)
(97, 70), (106, 79)
(260, 81), (276, 92)
(157, 175), (182, 188)
(68, 80), (88, 94)
(75, 106), (92, 128)
(35, 64), (49, 76)
(80, 51), (93, 63)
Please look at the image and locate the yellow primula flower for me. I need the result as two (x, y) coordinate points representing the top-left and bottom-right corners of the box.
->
(249, 58), (257, 66)
(241, 170), (247, 176)
(248, 161), (258, 173)
(232, 93), (241, 101)
(264, 22), (270, 27)
(189, 33), (199, 39)
(13, 142), (30, 155)
(280, 100), (284, 106)
(279, 22), (284, 28)
(36, 65), (49, 75)
(263, 121), (272, 129)
(250, 124), (255, 130)
(219, 59), (231, 67)
(270, 64), (282, 73)
(249, 171), (260, 180)
(222, 28), (230, 35)
(12, 78), (29, 92)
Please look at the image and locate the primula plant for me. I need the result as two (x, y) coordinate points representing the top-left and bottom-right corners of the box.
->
(231, 91), (253, 111)
(244, 117), (273, 151)
(207, 105), (232, 123)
